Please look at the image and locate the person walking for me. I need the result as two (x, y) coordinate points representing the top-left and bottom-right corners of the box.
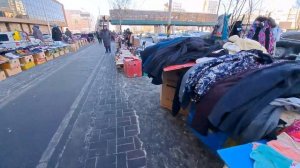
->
(100, 25), (112, 53)
(65, 28), (73, 39)
(32, 25), (44, 42)
(96, 31), (102, 44)
(52, 25), (62, 41)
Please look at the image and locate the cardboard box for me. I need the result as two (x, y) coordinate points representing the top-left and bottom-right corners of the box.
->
(33, 52), (46, 65)
(4, 65), (22, 77)
(21, 61), (35, 70)
(59, 50), (65, 56)
(70, 44), (77, 52)
(0, 70), (6, 81)
(160, 70), (180, 110)
(0, 55), (9, 64)
(34, 58), (47, 65)
(53, 52), (60, 58)
(33, 52), (46, 59)
(45, 55), (54, 61)
(19, 55), (34, 64)
(0, 59), (21, 69)
(160, 63), (195, 115)
(64, 48), (70, 54)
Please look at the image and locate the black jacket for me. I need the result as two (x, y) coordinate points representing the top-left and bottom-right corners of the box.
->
(52, 27), (62, 41)
(208, 61), (300, 140)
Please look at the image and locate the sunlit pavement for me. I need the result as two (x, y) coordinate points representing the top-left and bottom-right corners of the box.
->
(0, 43), (222, 168)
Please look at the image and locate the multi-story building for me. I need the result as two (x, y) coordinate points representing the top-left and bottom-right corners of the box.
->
(65, 10), (92, 33)
(164, 1), (185, 12)
(202, 0), (218, 14)
(0, 0), (67, 34)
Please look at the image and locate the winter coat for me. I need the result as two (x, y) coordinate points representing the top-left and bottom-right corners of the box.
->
(52, 27), (62, 41)
(33, 27), (43, 41)
(100, 29), (111, 47)
(65, 30), (72, 38)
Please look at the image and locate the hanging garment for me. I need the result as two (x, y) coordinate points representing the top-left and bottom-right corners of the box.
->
(221, 14), (231, 40)
(185, 50), (272, 102)
(13, 31), (21, 41)
(224, 35), (268, 54)
(250, 144), (294, 168)
(141, 37), (223, 84)
(208, 61), (300, 141)
(247, 21), (275, 54)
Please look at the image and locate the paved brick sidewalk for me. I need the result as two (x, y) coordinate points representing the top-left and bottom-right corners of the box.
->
(57, 44), (223, 168)
(84, 52), (146, 168)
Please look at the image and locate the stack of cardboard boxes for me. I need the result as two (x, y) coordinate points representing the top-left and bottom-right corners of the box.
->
(0, 58), (22, 77)
(44, 51), (54, 61)
(20, 55), (35, 70)
(33, 52), (47, 65)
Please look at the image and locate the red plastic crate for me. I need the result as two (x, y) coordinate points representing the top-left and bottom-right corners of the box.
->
(124, 57), (142, 78)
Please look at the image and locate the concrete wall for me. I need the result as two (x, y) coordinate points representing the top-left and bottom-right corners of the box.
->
(0, 23), (8, 32)
(9, 23), (22, 31)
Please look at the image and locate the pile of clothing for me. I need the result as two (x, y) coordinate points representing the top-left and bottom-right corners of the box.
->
(250, 119), (300, 167)
(141, 37), (224, 84)
(142, 36), (300, 143)
(0, 42), (70, 60)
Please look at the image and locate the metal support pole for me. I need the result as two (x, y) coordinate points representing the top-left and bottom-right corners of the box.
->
(167, 0), (172, 37)
(41, 0), (51, 35)
(216, 0), (221, 16)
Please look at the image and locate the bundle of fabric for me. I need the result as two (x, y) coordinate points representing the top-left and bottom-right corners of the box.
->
(141, 37), (224, 84)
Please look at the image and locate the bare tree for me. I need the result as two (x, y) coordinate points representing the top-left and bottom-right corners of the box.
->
(109, 0), (131, 32)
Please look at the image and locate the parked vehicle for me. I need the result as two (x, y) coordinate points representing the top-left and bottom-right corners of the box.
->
(152, 33), (168, 43)
(0, 32), (28, 49)
(143, 33), (153, 38)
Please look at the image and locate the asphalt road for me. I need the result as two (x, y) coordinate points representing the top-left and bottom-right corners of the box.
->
(0, 44), (103, 168)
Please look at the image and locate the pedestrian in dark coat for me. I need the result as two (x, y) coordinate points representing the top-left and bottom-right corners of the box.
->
(65, 28), (73, 39)
(32, 25), (44, 42)
(52, 25), (62, 41)
(96, 31), (102, 44)
(100, 26), (112, 53)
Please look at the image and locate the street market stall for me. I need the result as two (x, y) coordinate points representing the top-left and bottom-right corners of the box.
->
(140, 35), (300, 168)
(0, 39), (89, 81)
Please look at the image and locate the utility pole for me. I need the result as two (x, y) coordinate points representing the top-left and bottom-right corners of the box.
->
(167, 0), (172, 37)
